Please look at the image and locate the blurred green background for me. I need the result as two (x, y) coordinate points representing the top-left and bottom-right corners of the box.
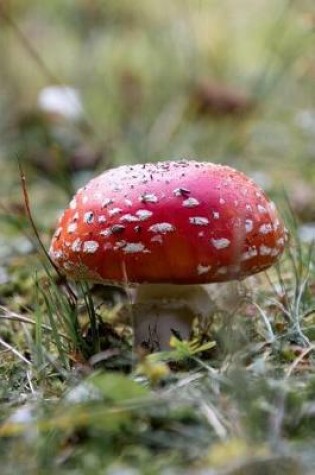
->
(0, 0), (314, 240)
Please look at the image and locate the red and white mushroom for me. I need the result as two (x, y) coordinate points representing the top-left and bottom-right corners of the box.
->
(49, 160), (288, 350)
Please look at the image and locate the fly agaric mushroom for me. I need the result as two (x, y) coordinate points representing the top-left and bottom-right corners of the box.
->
(49, 160), (288, 351)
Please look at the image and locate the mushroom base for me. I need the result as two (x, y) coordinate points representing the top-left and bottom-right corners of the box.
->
(132, 284), (215, 351)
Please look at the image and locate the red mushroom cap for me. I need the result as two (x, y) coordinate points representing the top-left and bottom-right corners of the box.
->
(49, 160), (288, 284)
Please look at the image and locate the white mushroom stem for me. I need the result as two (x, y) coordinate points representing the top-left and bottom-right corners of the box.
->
(131, 284), (215, 351)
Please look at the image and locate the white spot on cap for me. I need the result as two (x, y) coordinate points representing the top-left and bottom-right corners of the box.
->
(277, 237), (284, 246)
(217, 266), (228, 274)
(125, 199), (133, 207)
(101, 198), (114, 208)
(259, 245), (272, 256)
(257, 204), (267, 214)
(273, 219), (280, 230)
(98, 215), (107, 223)
(51, 250), (63, 261)
(173, 188), (190, 197)
(84, 212), (94, 224)
(123, 242), (149, 253)
(213, 211), (220, 220)
(82, 196), (88, 204)
(151, 235), (163, 244)
(67, 223), (77, 234)
(245, 204), (252, 211)
(136, 209), (153, 220)
(114, 240), (126, 249)
(140, 193), (158, 203)
(259, 223), (273, 235)
(72, 212), (79, 221)
(108, 208), (122, 216)
(241, 247), (258, 261)
(120, 214), (139, 223)
(219, 198), (225, 205)
(54, 227), (62, 239)
(100, 228), (111, 237)
(149, 223), (175, 234)
(182, 197), (200, 208)
(245, 219), (253, 233)
(83, 241), (99, 253)
(211, 238), (231, 249)
(271, 248), (280, 257)
(197, 264), (211, 275)
(72, 238), (82, 252)
(69, 198), (77, 209)
(189, 217), (209, 226)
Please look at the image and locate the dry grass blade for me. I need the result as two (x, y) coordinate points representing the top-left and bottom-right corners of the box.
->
(0, 335), (32, 366)
(285, 344), (315, 378)
(18, 160), (77, 305)
(0, 305), (71, 342)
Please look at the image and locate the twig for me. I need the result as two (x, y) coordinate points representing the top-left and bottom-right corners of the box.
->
(0, 305), (71, 341)
(0, 336), (32, 366)
(285, 345), (315, 378)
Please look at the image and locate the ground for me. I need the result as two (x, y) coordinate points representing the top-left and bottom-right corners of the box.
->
(0, 1), (314, 474)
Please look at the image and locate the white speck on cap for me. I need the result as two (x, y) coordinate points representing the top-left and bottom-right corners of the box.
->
(241, 247), (258, 261)
(69, 198), (77, 209)
(51, 250), (63, 260)
(259, 223), (273, 235)
(219, 198), (225, 205)
(197, 264), (211, 275)
(100, 228), (112, 237)
(182, 197), (200, 208)
(189, 217), (209, 226)
(72, 238), (82, 252)
(211, 238), (231, 249)
(136, 209), (153, 220)
(101, 198), (114, 208)
(140, 193), (158, 203)
(259, 245), (272, 255)
(123, 242), (149, 253)
(108, 208), (122, 216)
(213, 211), (220, 220)
(83, 241), (99, 253)
(217, 266), (228, 274)
(151, 235), (163, 244)
(149, 223), (175, 234)
(120, 214), (139, 223)
(67, 223), (77, 234)
(84, 212), (94, 224)
(257, 204), (267, 214)
(245, 219), (253, 233)
(54, 227), (62, 238)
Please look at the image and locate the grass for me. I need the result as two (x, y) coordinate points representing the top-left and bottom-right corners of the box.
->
(0, 1), (314, 473)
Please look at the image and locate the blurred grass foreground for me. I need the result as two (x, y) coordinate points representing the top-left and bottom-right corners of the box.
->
(0, 1), (314, 474)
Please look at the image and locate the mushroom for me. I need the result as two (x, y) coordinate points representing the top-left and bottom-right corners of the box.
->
(49, 160), (288, 351)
